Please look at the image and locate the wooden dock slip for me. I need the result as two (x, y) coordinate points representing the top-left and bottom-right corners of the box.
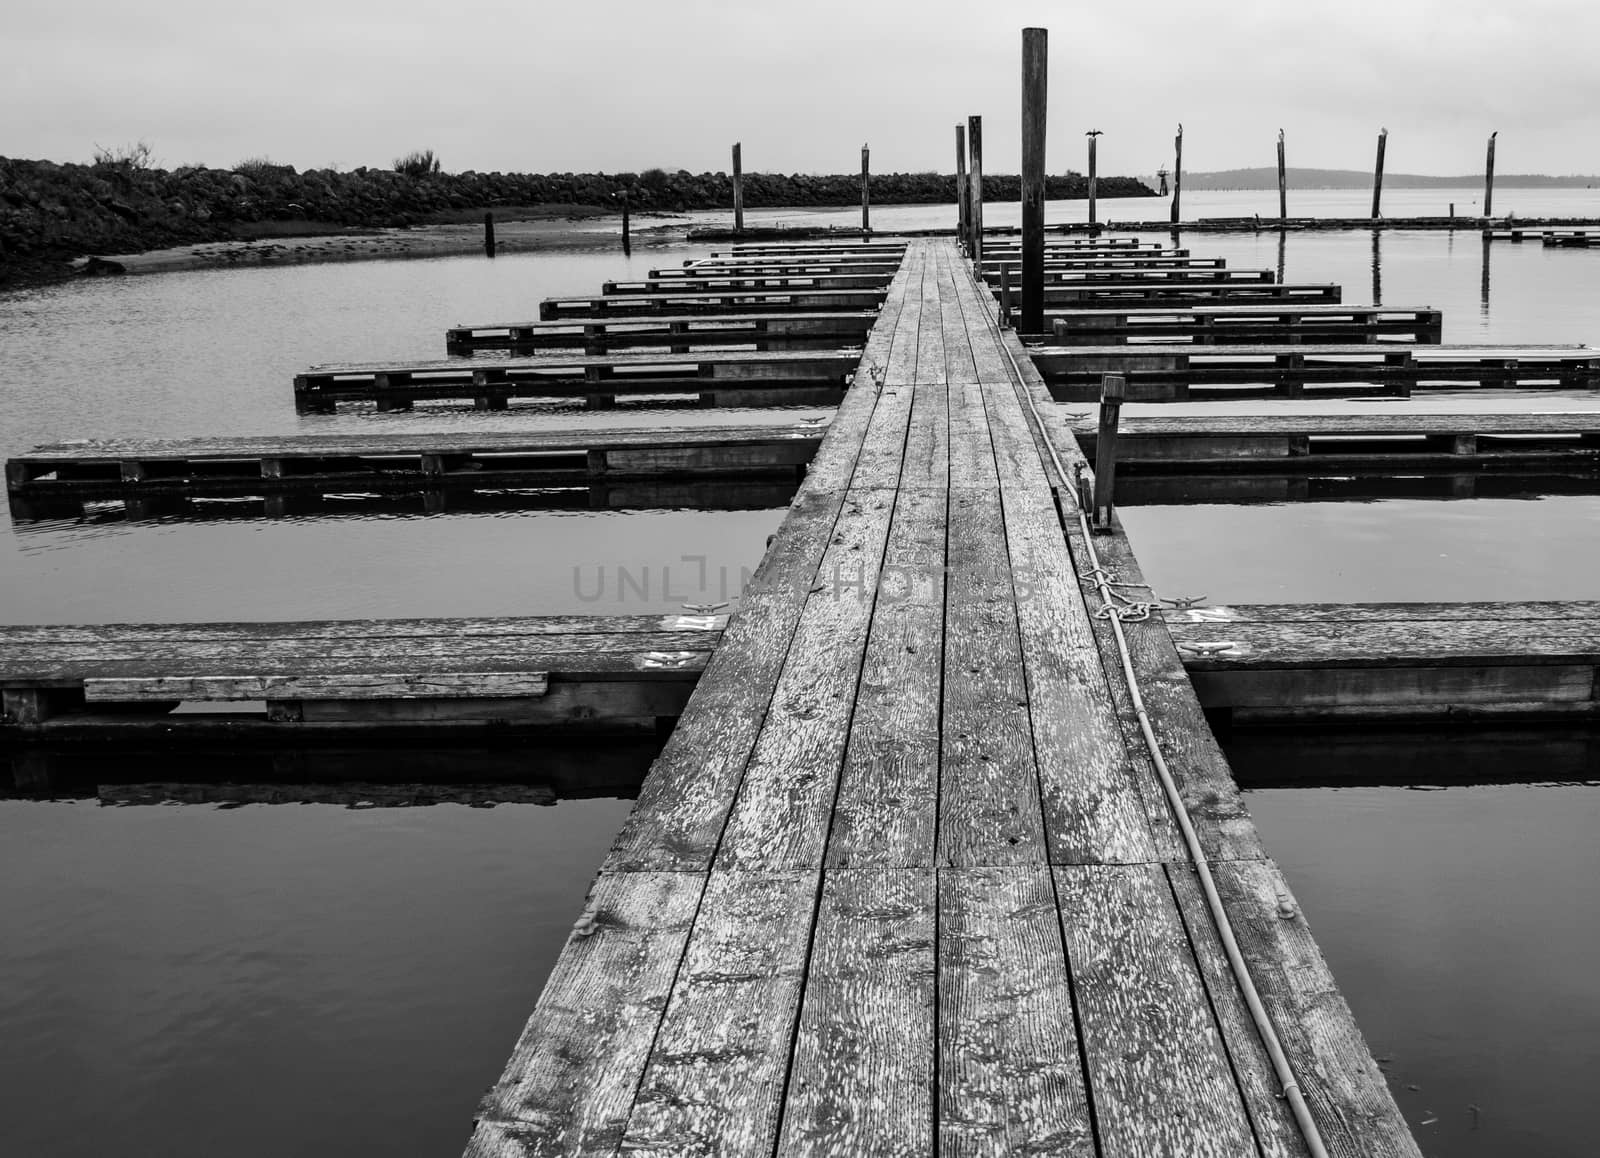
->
(992, 267), (1278, 287)
(1067, 411), (1600, 471)
(10, 600), (1598, 740)
(0, 613), (726, 735)
(1168, 601), (1600, 724)
(5, 425), (827, 500)
(537, 286), (886, 320)
(444, 311), (876, 355)
(467, 239), (1419, 1158)
(1034, 343), (1600, 400)
(1485, 226), (1600, 246)
(1050, 304), (1444, 345)
(292, 349), (860, 412)
(1034, 281), (1344, 307)
(982, 255), (1225, 271)
(603, 271), (894, 294)
(654, 261), (903, 280)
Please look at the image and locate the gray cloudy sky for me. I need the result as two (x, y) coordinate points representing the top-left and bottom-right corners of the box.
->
(9, 0), (1598, 177)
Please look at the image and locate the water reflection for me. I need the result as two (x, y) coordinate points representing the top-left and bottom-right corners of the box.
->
(1481, 234), (1493, 316)
(8, 479), (803, 530)
(3, 740), (658, 804)
(1371, 228), (1382, 304)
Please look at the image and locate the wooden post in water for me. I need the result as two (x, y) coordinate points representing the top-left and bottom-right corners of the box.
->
(968, 115), (985, 267)
(1484, 131), (1498, 219)
(1171, 123), (1183, 224)
(1371, 128), (1388, 219)
(483, 212), (496, 257)
(1020, 27), (1047, 334)
(732, 142), (744, 233)
(861, 144), (871, 232)
(955, 124), (969, 249)
(1092, 374), (1125, 529)
(1277, 129), (1288, 221)
(621, 191), (631, 256)
(1086, 130), (1102, 226)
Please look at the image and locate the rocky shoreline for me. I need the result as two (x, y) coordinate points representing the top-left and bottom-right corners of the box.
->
(0, 156), (1153, 288)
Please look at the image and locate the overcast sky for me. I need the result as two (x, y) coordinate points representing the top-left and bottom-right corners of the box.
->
(9, 0), (1598, 178)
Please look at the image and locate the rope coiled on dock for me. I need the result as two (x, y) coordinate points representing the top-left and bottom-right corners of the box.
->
(985, 262), (1333, 1158)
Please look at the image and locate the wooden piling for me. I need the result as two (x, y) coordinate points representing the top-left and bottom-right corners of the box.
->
(1484, 131), (1497, 219)
(1171, 124), (1183, 224)
(955, 124), (969, 248)
(622, 191), (632, 256)
(732, 142), (744, 233)
(1086, 131), (1101, 227)
(1092, 373), (1125, 527)
(484, 212), (496, 258)
(861, 144), (871, 233)
(1000, 263), (1013, 325)
(1371, 128), (1388, 219)
(1020, 28), (1047, 334)
(968, 115), (985, 267)
(1277, 129), (1287, 221)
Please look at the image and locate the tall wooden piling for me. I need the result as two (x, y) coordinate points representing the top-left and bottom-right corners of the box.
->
(1093, 373), (1125, 527)
(732, 142), (744, 233)
(621, 191), (631, 256)
(1277, 129), (1287, 221)
(1484, 131), (1498, 219)
(861, 144), (871, 232)
(1087, 130), (1101, 227)
(955, 124), (969, 248)
(483, 212), (496, 258)
(1019, 28), (1048, 334)
(968, 115), (985, 267)
(1371, 128), (1388, 219)
(1171, 123), (1184, 224)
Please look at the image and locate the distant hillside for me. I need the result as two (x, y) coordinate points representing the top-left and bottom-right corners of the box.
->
(1183, 167), (1600, 190)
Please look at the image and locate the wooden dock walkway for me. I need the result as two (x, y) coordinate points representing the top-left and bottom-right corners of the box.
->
(1049, 304), (1443, 346)
(1033, 343), (1600, 401)
(445, 312), (876, 355)
(464, 238), (1418, 1157)
(293, 350), (858, 412)
(8, 600), (1598, 740)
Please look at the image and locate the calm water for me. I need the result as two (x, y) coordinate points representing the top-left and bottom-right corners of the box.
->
(3, 205), (1600, 1155)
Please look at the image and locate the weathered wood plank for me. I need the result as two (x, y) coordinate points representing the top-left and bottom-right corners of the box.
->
(83, 671), (551, 702)
(620, 868), (816, 1157)
(1055, 863), (1257, 1157)
(939, 866), (1094, 1157)
(1197, 860), (1423, 1158)
(467, 871), (701, 1158)
(603, 490), (848, 870)
(938, 486), (1043, 866)
(715, 488), (895, 870)
(826, 486), (945, 868)
(775, 867), (935, 1157)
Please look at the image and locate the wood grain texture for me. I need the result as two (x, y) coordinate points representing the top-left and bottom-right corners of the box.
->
(776, 868), (935, 1157)
(604, 489), (848, 871)
(467, 871), (700, 1158)
(82, 671), (551, 702)
(1202, 860), (1423, 1158)
(620, 868), (817, 1157)
(940, 866), (1095, 1157)
(826, 486), (945, 869)
(1055, 863), (1257, 1157)
(1165, 864), (1310, 1158)
(716, 487), (895, 870)
(938, 486), (1044, 867)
